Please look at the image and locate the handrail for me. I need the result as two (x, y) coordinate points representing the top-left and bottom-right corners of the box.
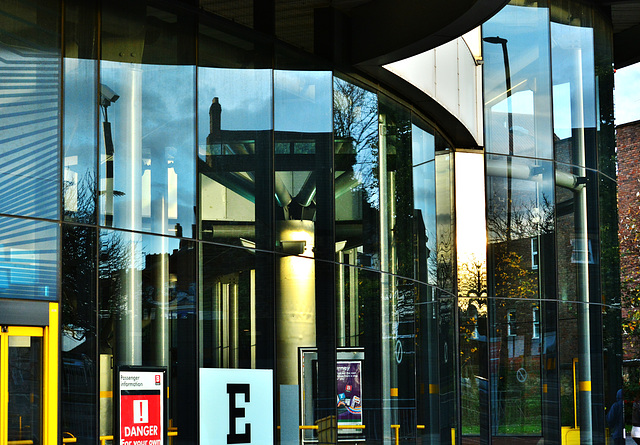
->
(298, 424), (366, 430)
(7, 441), (33, 445)
(100, 435), (113, 445)
(63, 432), (77, 443)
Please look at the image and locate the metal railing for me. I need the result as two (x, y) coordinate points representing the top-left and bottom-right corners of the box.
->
(298, 424), (434, 445)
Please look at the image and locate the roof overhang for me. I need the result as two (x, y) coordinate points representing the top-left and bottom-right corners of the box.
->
(348, 0), (509, 66)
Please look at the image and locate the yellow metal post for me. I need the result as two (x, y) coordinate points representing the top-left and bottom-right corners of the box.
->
(391, 425), (400, 445)
(45, 303), (59, 445)
(1, 329), (7, 445)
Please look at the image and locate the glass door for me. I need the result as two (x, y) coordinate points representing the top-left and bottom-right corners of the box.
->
(0, 326), (44, 445)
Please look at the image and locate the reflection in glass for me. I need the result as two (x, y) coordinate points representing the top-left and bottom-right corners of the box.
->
(274, 70), (332, 133)
(99, 62), (196, 237)
(333, 78), (379, 349)
(62, 225), (97, 442)
(412, 120), (440, 443)
(412, 123), (437, 285)
(64, 58), (97, 223)
(456, 152), (488, 441)
(483, 5), (553, 160)
(63, 0), (98, 223)
(0, 217), (58, 300)
(486, 155), (555, 438)
(197, 66), (272, 382)
(200, 243), (257, 369)
(551, 22), (597, 168)
(98, 231), (196, 440)
(8, 336), (42, 445)
(456, 152), (487, 298)
(274, 69), (335, 428)
(379, 96), (416, 442)
(0, 1), (60, 219)
(434, 151), (457, 443)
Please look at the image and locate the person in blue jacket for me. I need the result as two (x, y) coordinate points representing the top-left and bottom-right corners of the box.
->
(607, 389), (625, 445)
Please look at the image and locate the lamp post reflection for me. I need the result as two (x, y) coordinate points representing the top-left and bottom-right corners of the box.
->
(483, 36), (513, 242)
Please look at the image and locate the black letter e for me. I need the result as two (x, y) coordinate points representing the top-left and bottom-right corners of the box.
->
(227, 383), (251, 444)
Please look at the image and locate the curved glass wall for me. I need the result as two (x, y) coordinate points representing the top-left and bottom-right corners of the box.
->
(0, 0), (619, 444)
(483, 1), (620, 444)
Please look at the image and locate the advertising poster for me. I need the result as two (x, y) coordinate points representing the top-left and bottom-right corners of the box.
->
(336, 361), (362, 426)
(117, 368), (166, 445)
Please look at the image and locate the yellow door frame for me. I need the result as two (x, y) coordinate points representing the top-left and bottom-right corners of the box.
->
(0, 302), (58, 445)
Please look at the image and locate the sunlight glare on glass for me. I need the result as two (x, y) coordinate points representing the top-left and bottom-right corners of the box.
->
(455, 152), (487, 299)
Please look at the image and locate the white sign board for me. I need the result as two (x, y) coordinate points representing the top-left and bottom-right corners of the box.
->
(200, 368), (274, 445)
(117, 367), (166, 445)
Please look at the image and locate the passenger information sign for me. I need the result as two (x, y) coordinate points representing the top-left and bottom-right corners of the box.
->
(117, 367), (167, 445)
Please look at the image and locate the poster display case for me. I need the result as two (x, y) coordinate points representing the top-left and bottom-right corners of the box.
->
(299, 348), (365, 443)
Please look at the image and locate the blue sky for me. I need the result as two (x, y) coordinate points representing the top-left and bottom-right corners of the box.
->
(615, 62), (640, 125)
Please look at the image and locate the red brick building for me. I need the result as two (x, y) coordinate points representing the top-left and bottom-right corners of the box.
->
(617, 120), (640, 359)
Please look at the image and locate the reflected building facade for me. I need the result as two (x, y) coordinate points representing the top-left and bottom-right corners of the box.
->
(0, 0), (624, 443)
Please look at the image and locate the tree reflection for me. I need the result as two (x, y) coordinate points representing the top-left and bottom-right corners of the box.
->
(333, 78), (379, 208)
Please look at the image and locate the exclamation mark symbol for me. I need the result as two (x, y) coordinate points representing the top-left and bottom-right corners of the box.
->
(133, 400), (149, 424)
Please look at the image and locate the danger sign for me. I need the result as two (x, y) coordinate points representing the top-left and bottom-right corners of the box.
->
(117, 367), (166, 445)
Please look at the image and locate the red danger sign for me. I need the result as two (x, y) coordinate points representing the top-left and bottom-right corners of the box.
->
(120, 393), (162, 445)
(118, 369), (165, 445)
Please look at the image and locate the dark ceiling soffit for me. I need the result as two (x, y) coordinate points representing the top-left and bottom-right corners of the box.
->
(614, 23), (640, 68)
(349, 0), (509, 66)
(362, 65), (480, 148)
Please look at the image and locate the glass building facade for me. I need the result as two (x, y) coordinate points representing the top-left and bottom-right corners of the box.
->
(0, 0), (621, 444)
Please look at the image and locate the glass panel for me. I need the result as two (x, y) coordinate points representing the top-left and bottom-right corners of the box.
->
(200, 242), (258, 369)
(274, 70), (332, 133)
(483, 4), (553, 160)
(436, 152), (455, 295)
(456, 152), (488, 442)
(273, 69), (335, 426)
(555, 160), (602, 441)
(378, 96), (416, 442)
(99, 6), (196, 237)
(486, 155), (554, 439)
(61, 225), (97, 442)
(0, 217), (58, 300)
(8, 336), (43, 445)
(434, 150), (458, 443)
(333, 77), (379, 349)
(332, 77), (385, 443)
(63, 0), (98, 223)
(551, 22), (597, 169)
(197, 23), (276, 375)
(412, 121), (440, 444)
(63, 57), (97, 223)
(98, 230), (197, 441)
(0, 0), (61, 219)
(491, 299), (543, 435)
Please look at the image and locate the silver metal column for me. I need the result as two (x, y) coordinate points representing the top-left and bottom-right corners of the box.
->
(379, 114), (392, 443)
(570, 48), (592, 445)
(115, 65), (143, 366)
